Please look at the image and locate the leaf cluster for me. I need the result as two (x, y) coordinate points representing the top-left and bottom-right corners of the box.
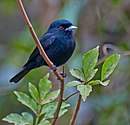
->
(67, 46), (120, 101)
(3, 74), (70, 125)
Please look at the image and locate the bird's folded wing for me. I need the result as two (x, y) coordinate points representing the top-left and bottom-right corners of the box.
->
(23, 34), (56, 67)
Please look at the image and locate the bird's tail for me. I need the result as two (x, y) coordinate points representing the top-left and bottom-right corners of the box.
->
(10, 67), (31, 83)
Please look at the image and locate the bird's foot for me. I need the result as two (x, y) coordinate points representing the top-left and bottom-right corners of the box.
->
(60, 72), (67, 78)
(60, 65), (67, 78)
(50, 65), (57, 72)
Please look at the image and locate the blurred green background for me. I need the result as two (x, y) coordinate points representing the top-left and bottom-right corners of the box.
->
(0, 0), (130, 125)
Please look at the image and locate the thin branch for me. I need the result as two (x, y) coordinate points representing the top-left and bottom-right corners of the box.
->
(69, 82), (85, 125)
(70, 94), (81, 125)
(63, 91), (79, 101)
(96, 44), (118, 66)
(17, 1), (64, 124)
(122, 51), (130, 56)
(97, 43), (130, 66)
(102, 43), (130, 57)
(102, 44), (120, 55)
(51, 80), (64, 125)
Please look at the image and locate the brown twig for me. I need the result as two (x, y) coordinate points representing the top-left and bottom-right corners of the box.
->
(122, 51), (130, 56)
(69, 82), (86, 125)
(63, 91), (79, 101)
(97, 44), (130, 66)
(17, 0), (64, 124)
(52, 80), (64, 125)
(70, 94), (81, 125)
(97, 44), (118, 66)
(102, 44), (120, 55)
(102, 43), (130, 57)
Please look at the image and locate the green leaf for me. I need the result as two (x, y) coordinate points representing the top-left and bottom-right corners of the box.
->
(43, 103), (58, 119)
(29, 82), (39, 103)
(41, 90), (60, 105)
(38, 73), (52, 101)
(82, 46), (99, 81)
(38, 120), (50, 125)
(77, 85), (92, 101)
(41, 102), (70, 119)
(59, 108), (68, 117)
(3, 112), (33, 125)
(88, 80), (110, 86)
(21, 112), (33, 125)
(66, 81), (81, 89)
(14, 91), (38, 115)
(59, 103), (70, 117)
(87, 69), (98, 81)
(3, 114), (24, 125)
(70, 68), (85, 81)
(40, 102), (57, 116)
(88, 80), (101, 85)
(60, 102), (70, 109)
(101, 54), (120, 81)
(100, 80), (110, 86)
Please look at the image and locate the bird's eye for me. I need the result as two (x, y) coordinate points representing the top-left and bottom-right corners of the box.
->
(59, 26), (64, 30)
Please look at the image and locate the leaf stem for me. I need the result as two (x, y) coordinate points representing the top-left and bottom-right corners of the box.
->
(35, 116), (39, 125)
(35, 104), (42, 125)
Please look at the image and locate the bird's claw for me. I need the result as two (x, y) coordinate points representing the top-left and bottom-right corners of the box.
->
(60, 72), (67, 78)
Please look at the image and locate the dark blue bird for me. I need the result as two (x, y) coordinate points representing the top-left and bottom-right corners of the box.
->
(10, 19), (77, 83)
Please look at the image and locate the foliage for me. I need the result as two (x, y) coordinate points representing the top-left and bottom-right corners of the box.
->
(67, 46), (120, 101)
(3, 74), (70, 125)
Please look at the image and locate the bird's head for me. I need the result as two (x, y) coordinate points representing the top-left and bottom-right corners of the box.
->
(48, 19), (77, 34)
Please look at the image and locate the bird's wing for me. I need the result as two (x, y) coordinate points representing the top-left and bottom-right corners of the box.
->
(40, 34), (56, 49)
(24, 34), (56, 67)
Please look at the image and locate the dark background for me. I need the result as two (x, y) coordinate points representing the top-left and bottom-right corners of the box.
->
(0, 0), (130, 125)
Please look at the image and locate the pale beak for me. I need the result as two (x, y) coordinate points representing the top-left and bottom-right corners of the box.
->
(65, 25), (77, 31)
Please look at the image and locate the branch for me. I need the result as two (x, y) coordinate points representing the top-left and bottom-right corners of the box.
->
(97, 43), (130, 66)
(63, 91), (79, 101)
(102, 44), (120, 55)
(70, 94), (81, 125)
(17, 0), (64, 124)
(102, 43), (130, 56)
(51, 80), (64, 125)
(69, 82), (85, 125)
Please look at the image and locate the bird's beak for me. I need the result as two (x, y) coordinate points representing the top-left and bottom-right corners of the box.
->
(65, 25), (77, 31)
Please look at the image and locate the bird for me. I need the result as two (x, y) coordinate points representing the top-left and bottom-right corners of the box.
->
(10, 19), (77, 83)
